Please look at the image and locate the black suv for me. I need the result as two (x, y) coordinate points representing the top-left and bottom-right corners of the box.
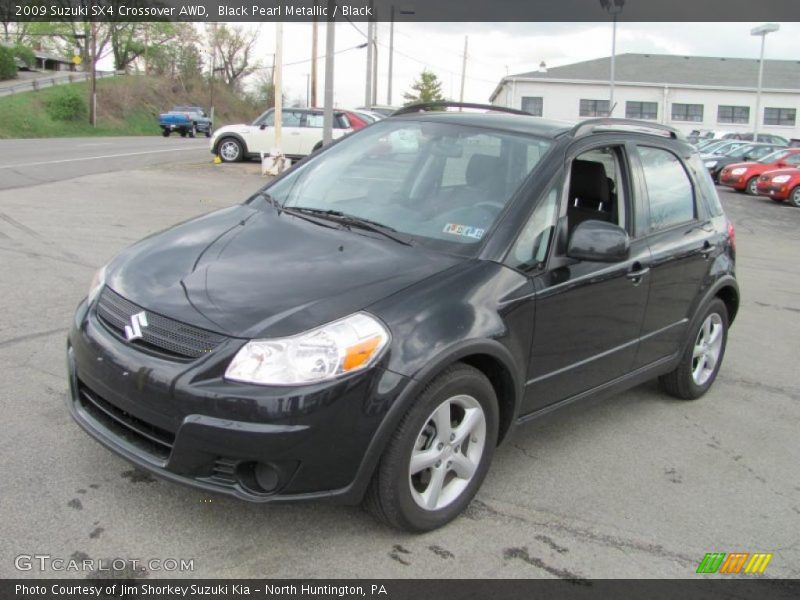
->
(67, 104), (738, 532)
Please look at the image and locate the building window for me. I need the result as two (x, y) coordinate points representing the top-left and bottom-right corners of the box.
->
(671, 103), (703, 122)
(717, 105), (750, 124)
(625, 101), (658, 120)
(764, 107), (796, 126)
(520, 96), (543, 116)
(579, 99), (610, 117)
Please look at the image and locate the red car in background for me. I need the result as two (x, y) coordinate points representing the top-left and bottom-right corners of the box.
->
(718, 148), (800, 195)
(756, 167), (800, 207)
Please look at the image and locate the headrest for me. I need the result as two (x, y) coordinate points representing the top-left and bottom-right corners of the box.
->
(570, 159), (610, 206)
(466, 154), (503, 188)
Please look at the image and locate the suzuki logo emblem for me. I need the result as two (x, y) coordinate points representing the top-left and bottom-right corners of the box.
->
(124, 311), (148, 341)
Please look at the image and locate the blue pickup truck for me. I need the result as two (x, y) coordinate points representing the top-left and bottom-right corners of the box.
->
(158, 106), (213, 138)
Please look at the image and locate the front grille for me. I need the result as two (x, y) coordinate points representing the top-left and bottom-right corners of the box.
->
(76, 380), (175, 461)
(96, 287), (227, 359)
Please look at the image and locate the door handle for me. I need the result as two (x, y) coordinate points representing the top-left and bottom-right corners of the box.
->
(626, 262), (650, 285)
(701, 241), (716, 258)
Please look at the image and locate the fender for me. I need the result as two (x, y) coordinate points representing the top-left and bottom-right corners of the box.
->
(679, 274), (740, 358)
(339, 338), (524, 504)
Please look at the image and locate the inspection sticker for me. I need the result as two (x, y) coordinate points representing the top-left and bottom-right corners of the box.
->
(443, 223), (485, 240)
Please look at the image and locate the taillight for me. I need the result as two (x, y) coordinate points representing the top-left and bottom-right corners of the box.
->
(727, 221), (736, 252)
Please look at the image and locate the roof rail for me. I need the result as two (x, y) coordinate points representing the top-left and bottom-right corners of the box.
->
(569, 118), (684, 140)
(392, 101), (531, 117)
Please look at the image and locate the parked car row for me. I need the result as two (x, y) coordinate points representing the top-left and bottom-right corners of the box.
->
(688, 129), (789, 145)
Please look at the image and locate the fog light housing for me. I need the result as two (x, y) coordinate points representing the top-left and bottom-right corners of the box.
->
(235, 461), (283, 494)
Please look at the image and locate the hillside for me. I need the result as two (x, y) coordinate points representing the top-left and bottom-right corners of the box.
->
(0, 75), (263, 139)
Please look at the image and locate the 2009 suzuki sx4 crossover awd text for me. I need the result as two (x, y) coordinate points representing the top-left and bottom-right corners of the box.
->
(67, 105), (739, 531)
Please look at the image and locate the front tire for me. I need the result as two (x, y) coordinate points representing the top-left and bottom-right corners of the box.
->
(790, 186), (800, 208)
(365, 363), (498, 532)
(217, 138), (244, 163)
(161, 129), (170, 137)
(659, 298), (728, 400)
(189, 124), (197, 138)
(746, 176), (758, 196)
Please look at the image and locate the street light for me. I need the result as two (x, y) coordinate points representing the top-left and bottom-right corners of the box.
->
(387, 4), (416, 106)
(751, 23), (780, 138)
(600, 0), (624, 117)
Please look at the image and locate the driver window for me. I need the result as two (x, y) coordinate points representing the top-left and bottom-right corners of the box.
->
(507, 186), (559, 270)
(565, 146), (626, 239)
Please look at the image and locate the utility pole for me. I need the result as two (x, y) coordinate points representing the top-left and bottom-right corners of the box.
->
(372, 24), (378, 105)
(274, 22), (283, 153)
(310, 2), (318, 107)
(751, 23), (780, 138)
(323, 5), (336, 144)
(459, 35), (468, 106)
(90, 19), (97, 126)
(387, 6), (394, 105)
(364, 19), (374, 106)
(209, 23), (218, 126)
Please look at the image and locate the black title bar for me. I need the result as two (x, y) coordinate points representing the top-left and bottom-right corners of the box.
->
(1, 0), (799, 22)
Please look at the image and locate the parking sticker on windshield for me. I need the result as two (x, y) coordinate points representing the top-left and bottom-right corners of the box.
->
(443, 223), (485, 240)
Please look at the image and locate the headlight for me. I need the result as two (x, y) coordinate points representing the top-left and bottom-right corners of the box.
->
(730, 168), (747, 175)
(772, 175), (791, 183)
(87, 265), (107, 305)
(705, 161), (718, 168)
(225, 312), (390, 386)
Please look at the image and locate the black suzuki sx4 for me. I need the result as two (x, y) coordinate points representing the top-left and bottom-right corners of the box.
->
(67, 105), (738, 531)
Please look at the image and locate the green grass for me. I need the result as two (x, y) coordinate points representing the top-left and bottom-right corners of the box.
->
(0, 79), (158, 138)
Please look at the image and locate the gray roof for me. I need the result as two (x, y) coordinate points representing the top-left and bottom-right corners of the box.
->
(507, 53), (800, 90)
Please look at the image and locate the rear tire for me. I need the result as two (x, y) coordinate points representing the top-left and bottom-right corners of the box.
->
(312, 141), (324, 153)
(205, 125), (212, 138)
(180, 130), (187, 138)
(364, 363), (498, 532)
(659, 298), (728, 400)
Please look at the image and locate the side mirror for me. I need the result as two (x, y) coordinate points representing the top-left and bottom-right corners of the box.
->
(742, 155), (751, 161)
(259, 123), (267, 130)
(567, 220), (630, 263)
(775, 161), (787, 168)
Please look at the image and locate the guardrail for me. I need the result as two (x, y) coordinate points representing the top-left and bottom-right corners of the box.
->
(0, 71), (118, 96)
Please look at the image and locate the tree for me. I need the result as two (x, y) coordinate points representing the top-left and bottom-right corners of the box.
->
(0, 45), (16, 80)
(210, 24), (260, 91)
(403, 69), (446, 106)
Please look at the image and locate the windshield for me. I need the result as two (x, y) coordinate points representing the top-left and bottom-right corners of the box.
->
(262, 119), (552, 252)
(758, 150), (788, 164)
(726, 144), (759, 158)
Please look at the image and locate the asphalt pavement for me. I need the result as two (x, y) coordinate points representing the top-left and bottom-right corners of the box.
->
(0, 139), (798, 579)
(0, 136), (210, 191)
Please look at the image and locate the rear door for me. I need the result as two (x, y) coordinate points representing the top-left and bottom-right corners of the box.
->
(631, 143), (717, 367)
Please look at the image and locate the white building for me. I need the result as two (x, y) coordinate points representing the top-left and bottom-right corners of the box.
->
(490, 53), (800, 140)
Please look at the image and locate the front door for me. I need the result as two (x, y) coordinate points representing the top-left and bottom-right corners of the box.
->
(521, 143), (652, 414)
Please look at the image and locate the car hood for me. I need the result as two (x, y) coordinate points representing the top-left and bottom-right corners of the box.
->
(213, 124), (254, 136)
(723, 161), (762, 171)
(760, 167), (799, 178)
(106, 204), (460, 339)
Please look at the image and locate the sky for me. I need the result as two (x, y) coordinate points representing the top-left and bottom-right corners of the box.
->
(192, 21), (800, 109)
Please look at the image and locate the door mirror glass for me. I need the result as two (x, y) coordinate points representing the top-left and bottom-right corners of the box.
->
(260, 123), (268, 130)
(567, 220), (630, 263)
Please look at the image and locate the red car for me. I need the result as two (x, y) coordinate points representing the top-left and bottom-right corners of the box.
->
(718, 148), (800, 195)
(755, 167), (800, 207)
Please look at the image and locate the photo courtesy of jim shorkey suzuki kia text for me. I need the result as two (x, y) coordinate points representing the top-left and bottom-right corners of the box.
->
(14, 584), (387, 596)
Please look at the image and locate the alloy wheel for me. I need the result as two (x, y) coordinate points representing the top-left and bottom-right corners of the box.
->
(692, 313), (724, 386)
(408, 394), (486, 511)
(791, 187), (800, 208)
(219, 140), (240, 162)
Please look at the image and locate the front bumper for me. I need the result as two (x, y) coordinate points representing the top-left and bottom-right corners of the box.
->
(756, 182), (789, 200)
(66, 297), (410, 503)
(719, 173), (746, 189)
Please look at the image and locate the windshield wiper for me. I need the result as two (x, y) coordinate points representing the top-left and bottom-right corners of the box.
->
(289, 208), (414, 246)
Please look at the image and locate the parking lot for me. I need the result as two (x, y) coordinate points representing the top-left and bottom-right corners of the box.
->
(0, 139), (798, 579)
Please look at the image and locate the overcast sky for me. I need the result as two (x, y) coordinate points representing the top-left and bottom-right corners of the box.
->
(209, 21), (800, 109)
